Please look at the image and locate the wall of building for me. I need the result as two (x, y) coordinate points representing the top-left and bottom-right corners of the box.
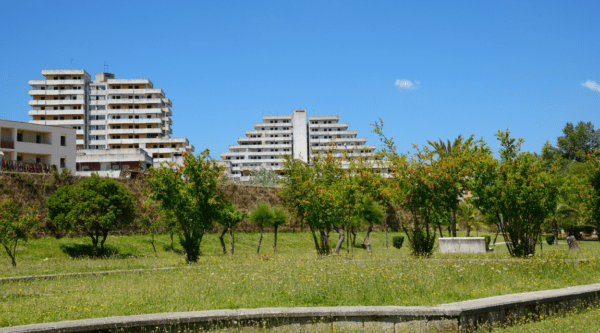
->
(292, 109), (308, 162)
(0, 119), (76, 172)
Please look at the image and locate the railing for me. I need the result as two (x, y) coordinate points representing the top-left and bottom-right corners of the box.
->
(0, 140), (14, 149)
(1, 160), (57, 174)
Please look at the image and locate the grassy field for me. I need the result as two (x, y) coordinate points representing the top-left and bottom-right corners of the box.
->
(1, 231), (600, 328)
(482, 306), (600, 332)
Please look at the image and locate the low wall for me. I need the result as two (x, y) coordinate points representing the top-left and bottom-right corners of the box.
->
(439, 237), (486, 254)
(2, 283), (599, 332)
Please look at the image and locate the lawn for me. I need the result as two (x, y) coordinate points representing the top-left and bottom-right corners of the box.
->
(1, 231), (599, 327)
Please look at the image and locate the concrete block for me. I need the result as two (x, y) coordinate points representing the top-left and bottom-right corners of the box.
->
(439, 237), (487, 254)
(426, 319), (458, 331)
(396, 319), (426, 332)
(363, 319), (395, 333)
(332, 317), (363, 332)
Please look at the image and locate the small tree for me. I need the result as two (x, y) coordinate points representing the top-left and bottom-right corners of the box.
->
(46, 174), (137, 257)
(0, 199), (39, 267)
(250, 168), (281, 186)
(146, 149), (229, 263)
(358, 198), (385, 252)
(270, 206), (287, 253)
(139, 198), (166, 258)
(470, 130), (559, 257)
(217, 203), (247, 255)
(249, 202), (274, 254)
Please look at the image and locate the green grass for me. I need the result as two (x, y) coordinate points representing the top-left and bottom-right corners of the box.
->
(1, 231), (600, 327)
(480, 306), (600, 332)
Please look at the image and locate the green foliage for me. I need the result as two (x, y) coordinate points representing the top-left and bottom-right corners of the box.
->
(270, 206), (287, 228)
(546, 235), (555, 245)
(392, 235), (404, 249)
(46, 174), (137, 257)
(249, 168), (281, 186)
(543, 121), (600, 163)
(0, 199), (39, 267)
(146, 149), (229, 263)
(470, 129), (559, 257)
(249, 202), (275, 227)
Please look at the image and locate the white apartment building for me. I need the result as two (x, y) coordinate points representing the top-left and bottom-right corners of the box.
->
(0, 119), (76, 173)
(219, 109), (378, 181)
(28, 70), (194, 175)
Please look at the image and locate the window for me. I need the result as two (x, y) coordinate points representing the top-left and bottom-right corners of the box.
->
(61, 136), (66, 146)
(147, 115), (151, 118)
(36, 135), (41, 144)
(36, 157), (41, 164)
(135, 86), (139, 89)
(41, 117), (45, 120)
(16, 133), (23, 142)
(129, 86), (133, 89)
(60, 158), (66, 168)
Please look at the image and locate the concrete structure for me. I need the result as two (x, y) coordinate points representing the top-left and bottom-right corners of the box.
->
(219, 109), (379, 182)
(0, 119), (76, 173)
(28, 70), (194, 176)
(76, 148), (153, 178)
(439, 237), (487, 254)
(2, 283), (599, 332)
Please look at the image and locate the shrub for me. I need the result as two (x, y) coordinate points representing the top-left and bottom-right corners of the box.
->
(546, 235), (555, 245)
(392, 236), (404, 249)
(484, 235), (491, 251)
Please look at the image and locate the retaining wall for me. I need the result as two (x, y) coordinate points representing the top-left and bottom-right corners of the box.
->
(1, 283), (599, 332)
(439, 237), (487, 254)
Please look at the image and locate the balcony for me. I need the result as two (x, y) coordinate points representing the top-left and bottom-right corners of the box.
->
(44, 79), (85, 86)
(105, 108), (163, 115)
(107, 128), (162, 135)
(106, 98), (164, 105)
(107, 118), (162, 125)
(29, 109), (84, 116)
(29, 89), (85, 96)
(246, 129), (292, 136)
(29, 119), (84, 126)
(105, 88), (164, 95)
(76, 139), (84, 146)
(29, 99), (84, 106)
(1, 140), (14, 149)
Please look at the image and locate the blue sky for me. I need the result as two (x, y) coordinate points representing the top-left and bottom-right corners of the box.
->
(1, 0), (599, 157)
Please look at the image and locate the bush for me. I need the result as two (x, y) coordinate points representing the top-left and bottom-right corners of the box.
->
(484, 235), (491, 251)
(546, 235), (555, 245)
(392, 236), (404, 249)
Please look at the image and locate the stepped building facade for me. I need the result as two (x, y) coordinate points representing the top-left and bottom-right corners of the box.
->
(28, 70), (194, 177)
(219, 109), (378, 181)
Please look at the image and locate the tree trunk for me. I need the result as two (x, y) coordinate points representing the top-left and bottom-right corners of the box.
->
(273, 224), (279, 253)
(450, 209), (457, 237)
(100, 229), (109, 256)
(493, 224), (500, 245)
(385, 224), (389, 248)
(229, 224), (235, 255)
(219, 226), (229, 255)
(552, 219), (559, 245)
(256, 225), (263, 255)
(447, 225), (451, 237)
(151, 234), (157, 258)
(309, 225), (321, 254)
(466, 224), (471, 237)
(3, 243), (17, 268)
(170, 232), (174, 253)
(333, 226), (345, 254)
(364, 222), (373, 252)
(90, 233), (99, 257)
(437, 223), (443, 237)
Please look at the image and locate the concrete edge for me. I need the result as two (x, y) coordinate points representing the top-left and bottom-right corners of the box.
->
(2, 283), (600, 332)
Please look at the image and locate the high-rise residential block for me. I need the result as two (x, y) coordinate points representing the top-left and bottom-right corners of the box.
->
(28, 70), (194, 176)
(219, 109), (377, 181)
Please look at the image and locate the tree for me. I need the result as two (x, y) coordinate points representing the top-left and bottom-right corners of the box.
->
(372, 119), (489, 256)
(0, 199), (39, 267)
(470, 130), (559, 257)
(146, 149), (229, 263)
(357, 198), (385, 252)
(544, 121), (600, 163)
(249, 202), (274, 254)
(217, 203), (247, 255)
(270, 206), (287, 253)
(250, 168), (281, 186)
(139, 198), (167, 258)
(427, 135), (477, 237)
(46, 174), (137, 257)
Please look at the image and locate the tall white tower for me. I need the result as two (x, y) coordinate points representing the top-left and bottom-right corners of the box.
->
(292, 109), (308, 162)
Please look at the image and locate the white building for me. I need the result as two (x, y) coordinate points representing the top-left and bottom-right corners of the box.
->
(28, 70), (194, 176)
(0, 119), (76, 173)
(219, 109), (378, 181)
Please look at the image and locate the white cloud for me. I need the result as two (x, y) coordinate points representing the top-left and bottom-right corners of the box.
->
(582, 80), (600, 93)
(395, 79), (419, 89)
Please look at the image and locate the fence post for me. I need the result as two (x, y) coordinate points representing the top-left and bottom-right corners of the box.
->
(0, 151), (3, 172)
